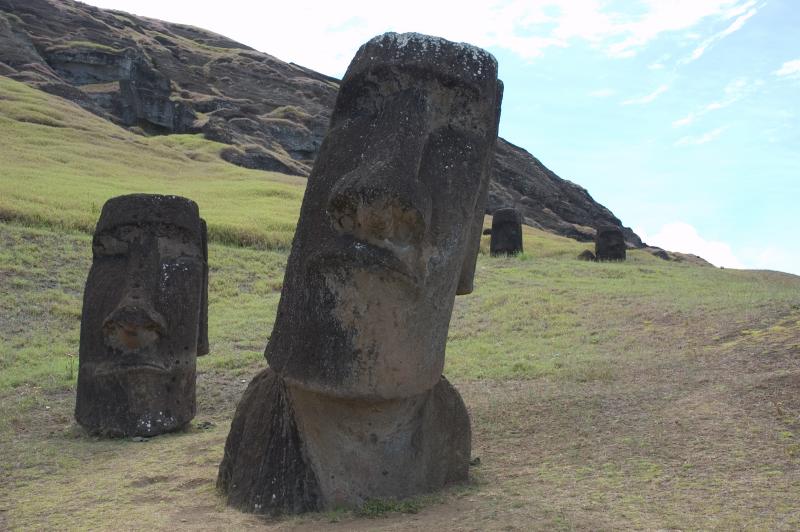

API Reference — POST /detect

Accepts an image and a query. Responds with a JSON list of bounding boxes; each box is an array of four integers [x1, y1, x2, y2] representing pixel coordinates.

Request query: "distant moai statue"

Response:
[[577, 249, 596, 261], [218, 32, 503, 515], [490, 207, 523, 256], [75, 194, 208, 437], [595, 225, 626, 261]]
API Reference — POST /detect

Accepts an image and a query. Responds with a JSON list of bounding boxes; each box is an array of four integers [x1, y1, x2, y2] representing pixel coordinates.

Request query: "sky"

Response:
[[84, 0, 799, 274]]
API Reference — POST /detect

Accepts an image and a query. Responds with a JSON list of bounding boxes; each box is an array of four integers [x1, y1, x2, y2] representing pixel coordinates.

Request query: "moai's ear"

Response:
[[197, 218, 210, 356], [456, 79, 504, 296], [456, 191, 488, 296]]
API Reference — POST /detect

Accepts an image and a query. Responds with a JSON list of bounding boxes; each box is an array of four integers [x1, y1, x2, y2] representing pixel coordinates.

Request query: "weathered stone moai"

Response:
[[490, 207, 523, 256], [577, 249, 596, 261], [218, 32, 503, 514], [595, 225, 626, 261], [75, 194, 208, 437]]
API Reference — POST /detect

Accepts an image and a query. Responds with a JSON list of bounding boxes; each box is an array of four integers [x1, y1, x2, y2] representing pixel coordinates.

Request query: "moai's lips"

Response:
[[93, 359, 170, 376], [309, 239, 421, 288]]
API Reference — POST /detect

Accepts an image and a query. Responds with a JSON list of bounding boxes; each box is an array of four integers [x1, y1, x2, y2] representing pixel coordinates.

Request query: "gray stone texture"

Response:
[[490, 207, 523, 256], [219, 31, 503, 514], [595, 224, 627, 261], [75, 194, 208, 437]]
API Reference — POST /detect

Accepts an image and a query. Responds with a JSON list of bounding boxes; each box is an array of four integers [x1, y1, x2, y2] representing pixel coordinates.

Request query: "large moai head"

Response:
[[75, 194, 208, 437], [490, 207, 523, 256], [267, 32, 503, 400], [595, 224, 626, 261]]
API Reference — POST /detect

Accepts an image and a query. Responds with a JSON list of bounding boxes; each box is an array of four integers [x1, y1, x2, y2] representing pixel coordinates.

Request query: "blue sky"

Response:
[[84, 0, 799, 274]]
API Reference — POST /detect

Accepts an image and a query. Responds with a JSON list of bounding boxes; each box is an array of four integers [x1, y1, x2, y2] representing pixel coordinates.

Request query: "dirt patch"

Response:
[[5, 319, 800, 530], [179, 477, 211, 490], [129, 475, 172, 488]]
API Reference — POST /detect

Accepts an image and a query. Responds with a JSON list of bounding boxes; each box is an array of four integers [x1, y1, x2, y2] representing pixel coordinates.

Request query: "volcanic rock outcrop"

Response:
[[489, 138, 641, 246], [75, 194, 209, 437], [0, 0, 335, 175], [0, 0, 641, 243], [218, 32, 502, 514]]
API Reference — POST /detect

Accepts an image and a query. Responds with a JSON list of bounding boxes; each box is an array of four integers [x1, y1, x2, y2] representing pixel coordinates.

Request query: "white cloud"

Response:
[[622, 84, 669, 105], [589, 88, 616, 98], [672, 113, 696, 127], [604, 0, 757, 58], [672, 77, 760, 127], [82, 0, 762, 76], [680, 4, 759, 64], [635, 222, 744, 268], [774, 59, 800, 78], [740, 246, 800, 276], [637, 223, 800, 275], [675, 126, 727, 146]]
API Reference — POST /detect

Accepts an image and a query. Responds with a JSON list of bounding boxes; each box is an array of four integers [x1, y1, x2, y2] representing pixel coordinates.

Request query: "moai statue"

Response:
[[218, 32, 503, 515], [595, 225, 626, 261], [75, 194, 209, 437], [490, 207, 523, 256]]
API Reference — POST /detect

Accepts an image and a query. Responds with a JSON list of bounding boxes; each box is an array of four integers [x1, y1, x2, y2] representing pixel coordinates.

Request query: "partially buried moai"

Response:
[[218, 32, 503, 514], [75, 194, 209, 437], [595, 224, 626, 261], [490, 207, 523, 256]]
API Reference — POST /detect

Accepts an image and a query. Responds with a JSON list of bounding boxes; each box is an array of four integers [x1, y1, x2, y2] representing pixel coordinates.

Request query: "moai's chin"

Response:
[[217, 369, 470, 513]]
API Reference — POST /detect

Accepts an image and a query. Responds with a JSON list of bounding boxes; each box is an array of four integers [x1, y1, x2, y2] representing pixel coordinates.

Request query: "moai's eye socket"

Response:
[[157, 236, 203, 262], [92, 235, 129, 257]]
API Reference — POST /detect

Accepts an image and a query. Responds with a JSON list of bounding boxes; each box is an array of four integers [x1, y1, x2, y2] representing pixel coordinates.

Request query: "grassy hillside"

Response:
[[0, 76, 304, 249], [2, 78, 800, 530]]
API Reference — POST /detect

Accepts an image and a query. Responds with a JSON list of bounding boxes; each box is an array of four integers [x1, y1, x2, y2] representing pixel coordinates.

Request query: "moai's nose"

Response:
[[327, 165, 432, 252], [102, 305, 166, 352]]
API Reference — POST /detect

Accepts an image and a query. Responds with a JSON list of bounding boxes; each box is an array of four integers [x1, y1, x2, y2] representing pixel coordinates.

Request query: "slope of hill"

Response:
[[490, 138, 641, 245], [0, 76, 304, 249], [2, 71, 800, 529], [0, 0, 643, 246], [2, 218, 799, 530]]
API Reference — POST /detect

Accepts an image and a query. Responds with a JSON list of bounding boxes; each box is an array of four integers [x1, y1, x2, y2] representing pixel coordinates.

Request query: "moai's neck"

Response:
[[287, 377, 470, 508]]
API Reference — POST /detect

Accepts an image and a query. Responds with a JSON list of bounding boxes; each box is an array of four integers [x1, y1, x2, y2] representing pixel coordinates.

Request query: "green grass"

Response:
[[2, 77, 800, 530], [452, 230, 798, 383], [45, 40, 125, 54], [0, 76, 304, 250], [5, 221, 795, 392]]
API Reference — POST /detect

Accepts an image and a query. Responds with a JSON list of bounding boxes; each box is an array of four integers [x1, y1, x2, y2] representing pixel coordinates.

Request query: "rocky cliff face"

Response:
[[0, 0, 336, 176], [490, 139, 642, 245], [0, 0, 642, 246]]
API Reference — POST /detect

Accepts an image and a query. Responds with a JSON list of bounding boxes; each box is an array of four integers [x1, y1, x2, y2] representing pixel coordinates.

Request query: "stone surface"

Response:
[[75, 194, 208, 437], [577, 249, 596, 261], [595, 225, 626, 261], [490, 207, 523, 256], [0, 0, 643, 243], [647, 247, 671, 261], [217, 369, 321, 515], [0, 0, 336, 174], [219, 32, 502, 514], [267, 32, 502, 399]]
